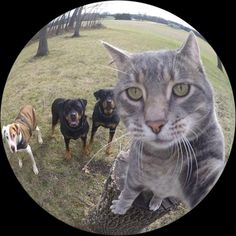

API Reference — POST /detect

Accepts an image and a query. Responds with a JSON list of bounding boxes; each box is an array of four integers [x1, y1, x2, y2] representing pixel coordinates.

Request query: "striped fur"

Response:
[[103, 32, 225, 215]]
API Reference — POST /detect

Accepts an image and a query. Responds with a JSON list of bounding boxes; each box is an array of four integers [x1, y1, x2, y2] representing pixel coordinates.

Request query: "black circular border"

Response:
[[0, 1, 235, 235]]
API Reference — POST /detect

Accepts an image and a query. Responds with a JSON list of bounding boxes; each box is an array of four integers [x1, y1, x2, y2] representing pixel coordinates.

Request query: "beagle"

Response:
[[2, 105, 43, 175]]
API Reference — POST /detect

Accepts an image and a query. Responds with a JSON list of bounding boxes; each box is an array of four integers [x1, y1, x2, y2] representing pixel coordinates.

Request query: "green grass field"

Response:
[[1, 20, 235, 232]]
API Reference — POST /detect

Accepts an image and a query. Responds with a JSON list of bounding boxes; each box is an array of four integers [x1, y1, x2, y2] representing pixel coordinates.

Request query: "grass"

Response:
[[1, 20, 235, 232]]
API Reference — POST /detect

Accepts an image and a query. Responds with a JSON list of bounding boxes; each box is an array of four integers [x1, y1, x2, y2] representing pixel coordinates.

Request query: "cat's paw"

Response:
[[149, 196, 162, 211], [110, 200, 129, 215]]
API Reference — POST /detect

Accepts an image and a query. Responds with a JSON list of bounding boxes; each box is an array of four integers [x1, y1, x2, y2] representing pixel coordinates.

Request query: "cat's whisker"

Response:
[[171, 139, 180, 178], [123, 137, 133, 151], [188, 128, 199, 140], [173, 137, 184, 179], [141, 140, 144, 170], [99, 64, 130, 75], [171, 137, 185, 183], [137, 140, 142, 176], [182, 136, 193, 186], [176, 135, 184, 179], [180, 136, 191, 187], [183, 136, 199, 184], [82, 132, 130, 170]]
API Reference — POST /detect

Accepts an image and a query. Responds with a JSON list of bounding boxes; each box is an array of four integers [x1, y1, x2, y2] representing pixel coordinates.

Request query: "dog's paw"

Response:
[[50, 134, 57, 141], [18, 160, 23, 168], [38, 138, 43, 144], [149, 196, 162, 211], [65, 150, 72, 160], [33, 165, 39, 175], [83, 146, 90, 156], [105, 147, 113, 156], [110, 200, 129, 215], [87, 144, 92, 153]]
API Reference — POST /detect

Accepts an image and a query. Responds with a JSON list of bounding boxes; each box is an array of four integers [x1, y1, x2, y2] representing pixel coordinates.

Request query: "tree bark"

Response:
[[35, 25, 48, 57], [86, 151, 180, 235], [72, 6, 83, 37]]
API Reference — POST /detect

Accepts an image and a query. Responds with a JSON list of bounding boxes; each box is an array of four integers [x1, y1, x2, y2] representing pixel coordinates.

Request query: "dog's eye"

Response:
[[126, 87, 143, 101]]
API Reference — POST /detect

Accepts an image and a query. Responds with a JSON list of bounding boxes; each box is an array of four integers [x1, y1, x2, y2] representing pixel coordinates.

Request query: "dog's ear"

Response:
[[94, 90, 103, 101], [80, 99, 87, 108], [15, 124, 20, 135], [10, 123, 20, 136]]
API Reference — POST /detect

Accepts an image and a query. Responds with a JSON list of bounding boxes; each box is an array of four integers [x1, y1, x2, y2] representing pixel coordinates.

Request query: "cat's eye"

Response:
[[126, 87, 143, 101], [173, 83, 190, 97]]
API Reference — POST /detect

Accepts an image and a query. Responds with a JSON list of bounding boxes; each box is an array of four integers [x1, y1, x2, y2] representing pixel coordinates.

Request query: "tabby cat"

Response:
[[102, 32, 225, 215]]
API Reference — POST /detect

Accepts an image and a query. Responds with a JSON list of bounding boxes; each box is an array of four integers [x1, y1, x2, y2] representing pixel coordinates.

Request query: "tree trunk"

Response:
[[65, 11, 72, 31], [56, 15, 63, 35], [35, 25, 48, 57], [217, 56, 224, 72], [72, 6, 83, 37], [86, 151, 180, 235], [68, 8, 79, 30]]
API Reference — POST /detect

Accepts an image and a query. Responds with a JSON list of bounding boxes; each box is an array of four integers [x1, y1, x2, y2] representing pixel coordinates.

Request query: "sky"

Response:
[[84, 1, 193, 29]]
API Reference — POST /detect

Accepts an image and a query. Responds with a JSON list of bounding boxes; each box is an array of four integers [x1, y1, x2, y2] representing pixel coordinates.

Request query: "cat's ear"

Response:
[[101, 41, 131, 68], [178, 31, 201, 65]]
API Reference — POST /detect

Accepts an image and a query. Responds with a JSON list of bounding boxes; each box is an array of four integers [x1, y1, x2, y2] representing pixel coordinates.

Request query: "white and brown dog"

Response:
[[2, 105, 43, 175]]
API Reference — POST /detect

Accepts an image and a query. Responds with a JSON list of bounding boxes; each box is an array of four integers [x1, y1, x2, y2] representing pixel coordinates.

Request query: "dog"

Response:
[[1, 105, 43, 175], [51, 98, 89, 160], [89, 88, 120, 155]]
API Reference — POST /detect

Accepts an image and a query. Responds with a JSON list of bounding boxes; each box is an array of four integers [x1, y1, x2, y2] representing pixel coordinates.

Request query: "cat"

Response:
[[102, 32, 225, 215]]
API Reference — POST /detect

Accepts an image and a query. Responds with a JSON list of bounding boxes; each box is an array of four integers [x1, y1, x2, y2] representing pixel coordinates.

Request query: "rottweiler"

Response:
[[51, 98, 89, 160], [89, 88, 120, 155]]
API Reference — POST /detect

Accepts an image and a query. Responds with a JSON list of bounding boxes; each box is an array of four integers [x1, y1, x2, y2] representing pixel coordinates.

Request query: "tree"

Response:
[[72, 6, 83, 37], [114, 13, 132, 20], [35, 25, 48, 57], [56, 14, 66, 35], [68, 8, 79, 30], [86, 151, 180, 234]]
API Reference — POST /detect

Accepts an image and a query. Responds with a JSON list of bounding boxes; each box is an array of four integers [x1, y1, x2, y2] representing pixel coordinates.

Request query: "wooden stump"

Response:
[[86, 151, 180, 235]]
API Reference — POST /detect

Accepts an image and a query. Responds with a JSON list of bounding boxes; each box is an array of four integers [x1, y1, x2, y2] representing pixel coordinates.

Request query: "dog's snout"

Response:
[[106, 98, 112, 104], [71, 113, 77, 120]]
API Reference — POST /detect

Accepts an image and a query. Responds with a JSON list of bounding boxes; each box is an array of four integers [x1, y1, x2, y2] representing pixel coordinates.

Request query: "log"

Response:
[[86, 151, 180, 235]]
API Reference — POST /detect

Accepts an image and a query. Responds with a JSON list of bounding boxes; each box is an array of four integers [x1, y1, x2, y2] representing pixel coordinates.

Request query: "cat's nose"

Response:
[[146, 120, 166, 134]]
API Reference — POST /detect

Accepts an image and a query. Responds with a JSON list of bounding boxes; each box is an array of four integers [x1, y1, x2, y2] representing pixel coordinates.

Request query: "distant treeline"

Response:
[[106, 13, 203, 39]]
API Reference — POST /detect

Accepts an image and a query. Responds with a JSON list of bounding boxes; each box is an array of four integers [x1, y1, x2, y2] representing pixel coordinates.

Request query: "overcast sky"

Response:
[[85, 1, 193, 29]]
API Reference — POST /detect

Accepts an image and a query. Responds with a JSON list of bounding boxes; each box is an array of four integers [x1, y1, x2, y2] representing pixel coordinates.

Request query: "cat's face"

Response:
[[103, 33, 214, 148]]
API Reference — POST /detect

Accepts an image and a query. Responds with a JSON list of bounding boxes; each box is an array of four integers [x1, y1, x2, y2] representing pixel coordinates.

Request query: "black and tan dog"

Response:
[[2, 105, 43, 175], [89, 88, 120, 155], [51, 98, 89, 160]]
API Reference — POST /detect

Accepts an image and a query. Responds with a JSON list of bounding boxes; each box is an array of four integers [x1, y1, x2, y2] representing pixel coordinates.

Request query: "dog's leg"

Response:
[[106, 128, 116, 155], [25, 145, 39, 175], [51, 113, 59, 138], [18, 156, 23, 168], [64, 138, 71, 160], [36, 126, 43, 144], [81, 135, 89, 156], [88, 124, 99, 151]]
